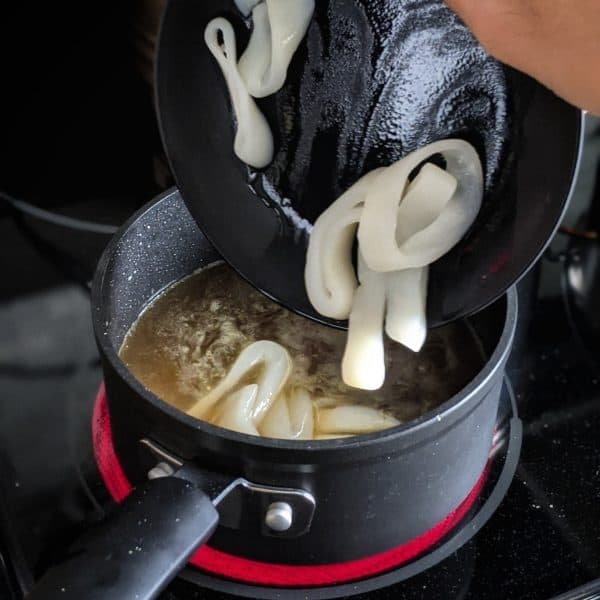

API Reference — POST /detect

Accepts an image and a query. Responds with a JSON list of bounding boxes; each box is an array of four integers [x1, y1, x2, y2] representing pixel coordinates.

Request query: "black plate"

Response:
[[156, 0, 582, 328]]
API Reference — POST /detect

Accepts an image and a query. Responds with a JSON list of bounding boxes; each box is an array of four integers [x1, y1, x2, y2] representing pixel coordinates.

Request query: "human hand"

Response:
[[444, 0, 600, 115]]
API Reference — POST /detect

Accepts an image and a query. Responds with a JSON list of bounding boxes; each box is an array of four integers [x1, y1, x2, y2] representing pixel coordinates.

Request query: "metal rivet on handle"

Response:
[[265, 502, 293, 532], [147, 462, 175, 480]]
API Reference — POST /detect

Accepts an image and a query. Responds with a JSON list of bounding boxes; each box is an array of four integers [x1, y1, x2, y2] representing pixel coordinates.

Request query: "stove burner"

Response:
[[92, 383, 519, 590], [185, 475, 486, 587]]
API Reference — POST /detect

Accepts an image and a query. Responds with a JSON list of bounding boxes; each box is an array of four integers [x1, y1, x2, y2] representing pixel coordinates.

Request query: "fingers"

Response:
[[443, 0, 600, 114], [443, 0, 541, 69]]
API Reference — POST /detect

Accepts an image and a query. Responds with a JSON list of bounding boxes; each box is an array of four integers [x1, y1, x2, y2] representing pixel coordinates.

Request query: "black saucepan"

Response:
[[156, 0, 581, 328], [29, 190, 517, 600]]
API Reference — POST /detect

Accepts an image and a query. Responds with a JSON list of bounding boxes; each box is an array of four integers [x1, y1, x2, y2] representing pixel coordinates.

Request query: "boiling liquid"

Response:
[[120, 263, 486, 423]]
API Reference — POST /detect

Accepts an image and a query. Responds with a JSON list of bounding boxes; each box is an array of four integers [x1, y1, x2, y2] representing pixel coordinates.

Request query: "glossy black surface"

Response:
[[156, 0, 582, 328]]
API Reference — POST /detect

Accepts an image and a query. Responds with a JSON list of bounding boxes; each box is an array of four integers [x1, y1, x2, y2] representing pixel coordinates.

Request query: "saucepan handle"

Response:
[[26, 476, 219, 600]]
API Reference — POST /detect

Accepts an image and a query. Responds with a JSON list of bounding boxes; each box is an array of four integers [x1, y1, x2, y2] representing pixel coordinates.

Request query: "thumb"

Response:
[[442, 0, 539, 67], [444, 0, 600, 114]]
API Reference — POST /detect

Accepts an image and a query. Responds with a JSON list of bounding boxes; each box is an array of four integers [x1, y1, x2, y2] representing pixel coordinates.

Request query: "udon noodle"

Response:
[[305, 139, 483, 390], [204, 18, 274, 168], [238, 0, 315, 98], [205, 0, 314, 167]]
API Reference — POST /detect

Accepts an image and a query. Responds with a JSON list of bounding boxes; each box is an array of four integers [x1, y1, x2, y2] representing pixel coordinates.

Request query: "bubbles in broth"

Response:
[[119, 263, 486, 433]]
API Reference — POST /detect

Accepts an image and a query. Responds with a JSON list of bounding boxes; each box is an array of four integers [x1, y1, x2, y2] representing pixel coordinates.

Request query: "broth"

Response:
[[119, 263, 487, 424]]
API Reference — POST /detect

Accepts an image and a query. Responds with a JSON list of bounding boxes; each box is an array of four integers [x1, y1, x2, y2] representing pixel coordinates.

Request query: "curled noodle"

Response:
[[187, 340, 399, 439], [205, 1, 315, 167], [358, 140, 483, 272], [306, 139, 483, 390], [188, 340, 291, 423], [204, 18, 274, 168]]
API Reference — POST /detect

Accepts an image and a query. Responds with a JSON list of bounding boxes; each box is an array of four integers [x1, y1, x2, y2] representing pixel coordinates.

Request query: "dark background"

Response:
[[0, 3, 161, 298]]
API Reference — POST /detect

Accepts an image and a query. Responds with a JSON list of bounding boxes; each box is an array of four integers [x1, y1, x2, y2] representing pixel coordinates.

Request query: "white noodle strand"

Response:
[[341, 254, 387, 391], [258, 392, 293, 438], [212, 385, 260, 436], [204, 18, 274, 168], [288, 387, 314, 439], [305, 169, 384, 319], [358, 139, 483, 272], [317, 405, 400, 435], [385, 267, 428, 353], [305, 139, 482, 389], [259, 386, 315, 439], [188, 340, 291, 423], [238, 0, 315, 98], [395, 163, 457, 245], [188, 340, 396, 439]]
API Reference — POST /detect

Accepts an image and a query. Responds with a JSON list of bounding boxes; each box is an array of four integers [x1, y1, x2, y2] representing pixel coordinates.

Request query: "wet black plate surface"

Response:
[[156, 0, 581, 327]]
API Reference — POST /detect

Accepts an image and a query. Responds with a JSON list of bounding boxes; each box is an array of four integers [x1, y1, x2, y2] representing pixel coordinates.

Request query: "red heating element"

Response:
[[92, 384, 487, 587]]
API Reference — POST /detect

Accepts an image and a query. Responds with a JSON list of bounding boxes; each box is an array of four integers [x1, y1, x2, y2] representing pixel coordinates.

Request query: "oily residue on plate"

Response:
[[253, 0, 510, 227]]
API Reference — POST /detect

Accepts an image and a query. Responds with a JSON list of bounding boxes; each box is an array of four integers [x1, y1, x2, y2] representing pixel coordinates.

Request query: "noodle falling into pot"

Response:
[[306, 139, 483, 390]]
